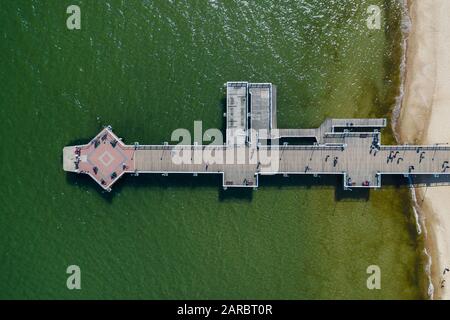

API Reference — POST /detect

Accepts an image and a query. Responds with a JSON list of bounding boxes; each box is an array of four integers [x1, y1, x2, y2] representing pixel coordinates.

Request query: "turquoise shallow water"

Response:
[[0, 0, 426, 299]]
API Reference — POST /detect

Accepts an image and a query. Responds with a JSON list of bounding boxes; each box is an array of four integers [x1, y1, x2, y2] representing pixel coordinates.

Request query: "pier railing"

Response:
[[324, 132, 378, 138], [134, 144, 345, 151], [260, 145, 344, 151], [380, 145, 450, 151]]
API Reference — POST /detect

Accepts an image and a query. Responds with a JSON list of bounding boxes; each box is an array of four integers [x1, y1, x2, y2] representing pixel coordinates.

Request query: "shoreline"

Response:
[[397, 0, 450, 300]]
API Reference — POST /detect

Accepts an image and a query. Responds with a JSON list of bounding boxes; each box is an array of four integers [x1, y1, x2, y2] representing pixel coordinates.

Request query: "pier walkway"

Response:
[[63, 82, 450, 191]]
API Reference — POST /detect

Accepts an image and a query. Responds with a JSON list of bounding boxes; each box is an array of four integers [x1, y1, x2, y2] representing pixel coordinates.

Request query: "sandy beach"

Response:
[[397, 0, 450, 299]]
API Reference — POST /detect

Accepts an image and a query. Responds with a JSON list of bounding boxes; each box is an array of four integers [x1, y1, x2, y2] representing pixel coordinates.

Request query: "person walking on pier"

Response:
[[419, 151, 426, 163]]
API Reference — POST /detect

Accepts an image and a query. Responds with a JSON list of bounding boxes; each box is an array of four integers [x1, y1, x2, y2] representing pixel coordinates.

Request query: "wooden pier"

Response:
[[63, 82, 450, 191]]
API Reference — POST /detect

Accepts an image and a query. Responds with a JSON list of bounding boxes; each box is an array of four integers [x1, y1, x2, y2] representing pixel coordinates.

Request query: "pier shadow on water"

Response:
[[66, 137, 94, 146], [65, 171, 254, 203], [260, 175, 371, 202], [65, 172, 362, 203], [65, 169, 450, 204]]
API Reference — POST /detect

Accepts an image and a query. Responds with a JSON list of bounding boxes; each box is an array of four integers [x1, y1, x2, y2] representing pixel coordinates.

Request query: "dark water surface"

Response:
[[0, 0, 425, 299]]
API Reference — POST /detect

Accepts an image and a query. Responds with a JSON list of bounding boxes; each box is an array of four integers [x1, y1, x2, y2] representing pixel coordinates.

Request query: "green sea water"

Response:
[[0, 0, 426, 299]]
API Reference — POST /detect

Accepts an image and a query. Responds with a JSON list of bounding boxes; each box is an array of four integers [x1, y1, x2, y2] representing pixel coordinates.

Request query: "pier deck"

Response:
[[63, 82, 450, 191]]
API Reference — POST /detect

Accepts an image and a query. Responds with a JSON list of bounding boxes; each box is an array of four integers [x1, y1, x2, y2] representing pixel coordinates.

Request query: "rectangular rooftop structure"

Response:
[[226, 82, 276, 146], [226, 82, 248, 146], [249, 83, 274, 144]]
